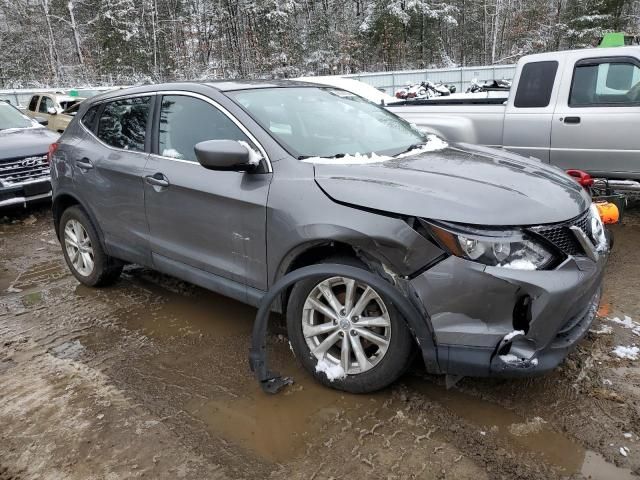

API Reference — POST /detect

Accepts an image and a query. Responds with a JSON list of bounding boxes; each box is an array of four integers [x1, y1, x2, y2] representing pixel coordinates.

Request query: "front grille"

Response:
[[530, 210, 592, 257], [0, 155, 50, 186]]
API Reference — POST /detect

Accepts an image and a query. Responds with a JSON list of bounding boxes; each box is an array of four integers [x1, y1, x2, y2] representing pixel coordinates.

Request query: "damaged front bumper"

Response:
[[411, 252, 606, 378]]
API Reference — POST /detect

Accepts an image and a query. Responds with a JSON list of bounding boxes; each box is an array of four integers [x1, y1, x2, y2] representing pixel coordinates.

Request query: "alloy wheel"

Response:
[[64, 219, 95, 276], [302, 276, 392, 375]]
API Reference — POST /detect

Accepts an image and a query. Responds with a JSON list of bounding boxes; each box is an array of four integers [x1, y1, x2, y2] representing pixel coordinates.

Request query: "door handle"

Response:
[[75, 157, 93, 170], [563, 116, 581, 124], [145, 174, 170, 188]]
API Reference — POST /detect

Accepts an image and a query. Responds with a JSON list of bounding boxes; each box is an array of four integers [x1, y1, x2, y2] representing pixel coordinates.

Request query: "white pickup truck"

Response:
[[384, 47, 640, 190]]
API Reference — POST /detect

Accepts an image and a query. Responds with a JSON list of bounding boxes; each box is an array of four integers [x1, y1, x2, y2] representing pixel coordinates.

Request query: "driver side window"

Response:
[[570, 60, 640, 106], [39, 96, 54, 113], [158, 95, 252, 162]]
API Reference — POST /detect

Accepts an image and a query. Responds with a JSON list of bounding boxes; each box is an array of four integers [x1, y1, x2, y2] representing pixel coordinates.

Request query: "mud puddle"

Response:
[[408, 377, 635, 479]]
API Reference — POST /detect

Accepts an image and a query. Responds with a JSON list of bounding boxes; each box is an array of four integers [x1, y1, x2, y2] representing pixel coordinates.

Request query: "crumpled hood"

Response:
[[0, 128, 59, 160], [314, 143, 591, 226]]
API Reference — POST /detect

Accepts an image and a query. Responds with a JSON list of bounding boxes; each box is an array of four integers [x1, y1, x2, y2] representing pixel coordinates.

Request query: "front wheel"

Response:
[[286, 261, 413, 393]]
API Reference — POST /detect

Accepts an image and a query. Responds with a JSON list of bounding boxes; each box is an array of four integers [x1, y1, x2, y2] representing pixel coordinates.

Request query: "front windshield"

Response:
[[0, 102, 35, 130], [229, 87, 426, 159]]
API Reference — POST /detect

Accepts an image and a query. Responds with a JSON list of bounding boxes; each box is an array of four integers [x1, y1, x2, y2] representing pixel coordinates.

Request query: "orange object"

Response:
[[596, 202, 619, 224]]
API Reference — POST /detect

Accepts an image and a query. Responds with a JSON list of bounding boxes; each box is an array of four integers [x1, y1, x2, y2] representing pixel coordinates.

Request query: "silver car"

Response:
[[50, 81, 608, 392]]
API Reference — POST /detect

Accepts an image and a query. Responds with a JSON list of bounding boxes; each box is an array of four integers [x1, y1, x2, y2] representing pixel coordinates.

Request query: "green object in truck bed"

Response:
[[599, 32, 639, 47]]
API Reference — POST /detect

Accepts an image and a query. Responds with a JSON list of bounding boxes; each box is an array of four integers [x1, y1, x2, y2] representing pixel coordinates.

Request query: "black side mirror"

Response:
[[194, 140, 258, 172], [34, 116, 48, 126]]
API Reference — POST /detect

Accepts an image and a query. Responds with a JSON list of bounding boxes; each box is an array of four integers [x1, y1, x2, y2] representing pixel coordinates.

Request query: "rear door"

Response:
[[72, 95, 153, 265], [143, 92, 272, 290], [551, 56, 640, 177], [502, 60, 561, 162]]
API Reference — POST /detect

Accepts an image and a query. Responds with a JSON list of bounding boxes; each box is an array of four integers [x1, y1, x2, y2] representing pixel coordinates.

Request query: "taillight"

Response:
[[47, 142, 59, 164]]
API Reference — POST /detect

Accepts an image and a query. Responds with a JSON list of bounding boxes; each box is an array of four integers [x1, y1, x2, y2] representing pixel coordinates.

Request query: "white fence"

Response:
[[344, 64, 517, 94]]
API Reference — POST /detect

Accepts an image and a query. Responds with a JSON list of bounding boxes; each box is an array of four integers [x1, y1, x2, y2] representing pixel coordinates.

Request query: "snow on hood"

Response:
[[301, 134, 448, 165]]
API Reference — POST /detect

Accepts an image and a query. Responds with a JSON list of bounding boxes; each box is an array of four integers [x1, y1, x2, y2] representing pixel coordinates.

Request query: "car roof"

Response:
[[86, 79, 321, 104]]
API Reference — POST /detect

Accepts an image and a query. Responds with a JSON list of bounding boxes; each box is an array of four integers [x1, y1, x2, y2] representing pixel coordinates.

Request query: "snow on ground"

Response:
[[611, 345, 639, 360], [608, 315, 640, 337]]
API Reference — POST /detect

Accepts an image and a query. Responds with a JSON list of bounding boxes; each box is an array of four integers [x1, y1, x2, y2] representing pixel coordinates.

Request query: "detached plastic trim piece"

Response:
[[249, 263, 438, 394]]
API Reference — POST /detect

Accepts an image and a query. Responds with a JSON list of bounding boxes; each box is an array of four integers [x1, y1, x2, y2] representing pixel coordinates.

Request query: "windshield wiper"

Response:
[[298, 153, 347, 160], [403, 142, 428, 153]]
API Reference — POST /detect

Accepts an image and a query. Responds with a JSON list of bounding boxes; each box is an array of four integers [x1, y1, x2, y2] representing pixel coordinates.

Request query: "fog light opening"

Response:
[[513, 295, 532, 334], [497, 341, 512, 356]]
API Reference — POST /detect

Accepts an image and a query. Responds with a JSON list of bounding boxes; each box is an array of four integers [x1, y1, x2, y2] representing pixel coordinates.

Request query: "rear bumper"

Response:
[[0, 179, 52, 208], [411, 251, 606, 378]]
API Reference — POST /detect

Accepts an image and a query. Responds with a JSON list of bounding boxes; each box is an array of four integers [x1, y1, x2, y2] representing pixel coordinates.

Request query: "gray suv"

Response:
[[50, 81, 608, 393]]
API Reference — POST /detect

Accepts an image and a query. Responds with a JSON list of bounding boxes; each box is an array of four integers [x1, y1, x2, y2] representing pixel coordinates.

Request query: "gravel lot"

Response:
[[1, 204, 639, 480]]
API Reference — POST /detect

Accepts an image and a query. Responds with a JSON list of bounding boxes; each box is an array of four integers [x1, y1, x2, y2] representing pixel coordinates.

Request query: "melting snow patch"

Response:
[[590, 324, 613, 335], [620, 446, 630, 457], [503, 330, 525, 342], [611, 345, 639, 360], [499, 354, 521, 364], [500, 259, 537, 270], [238, 141, 263, 166], [608, 315, 640, 337], [315, 358, 346, 381], [301, 134, 447, 165], [623, 432, 633, 439]]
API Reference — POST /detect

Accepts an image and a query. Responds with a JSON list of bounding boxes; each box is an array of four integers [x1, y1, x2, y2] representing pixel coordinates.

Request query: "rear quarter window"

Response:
[[81, 105, 100, 131], [514, 61, 558, 108], [96, 97, 151, 152]]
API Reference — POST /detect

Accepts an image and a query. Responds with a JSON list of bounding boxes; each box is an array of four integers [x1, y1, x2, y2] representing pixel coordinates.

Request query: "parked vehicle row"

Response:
[[49, 81, 608, 393], [0, 102, 58, 208]]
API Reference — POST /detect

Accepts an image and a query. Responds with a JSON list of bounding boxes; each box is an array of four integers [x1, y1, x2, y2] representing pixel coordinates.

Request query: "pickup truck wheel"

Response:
[[286, 257, 413, 393], [60, 206, 123, 287]]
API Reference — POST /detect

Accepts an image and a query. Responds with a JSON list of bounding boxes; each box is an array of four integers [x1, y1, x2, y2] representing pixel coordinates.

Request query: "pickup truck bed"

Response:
[[388, 46, 640, 182]]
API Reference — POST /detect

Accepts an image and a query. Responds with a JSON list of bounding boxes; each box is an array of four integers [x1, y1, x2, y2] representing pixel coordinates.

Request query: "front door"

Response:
[[551, 57, 640, 177], [144, 93, 271, 290]]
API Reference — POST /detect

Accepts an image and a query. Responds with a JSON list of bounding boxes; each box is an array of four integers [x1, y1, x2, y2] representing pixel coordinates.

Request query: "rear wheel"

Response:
[[60, 206, 123, 287], [286, 257, 413, 393]]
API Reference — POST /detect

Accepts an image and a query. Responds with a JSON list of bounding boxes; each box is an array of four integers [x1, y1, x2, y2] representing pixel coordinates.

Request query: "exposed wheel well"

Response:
[[278, 241, 361, 314]]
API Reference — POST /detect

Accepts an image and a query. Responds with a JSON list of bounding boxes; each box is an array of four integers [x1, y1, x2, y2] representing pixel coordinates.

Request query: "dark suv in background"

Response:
[[50, 81, 607, 393], [0, 101, 58, 208]]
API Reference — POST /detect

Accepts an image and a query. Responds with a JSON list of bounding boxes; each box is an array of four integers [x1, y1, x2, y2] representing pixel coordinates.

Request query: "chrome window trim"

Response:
[[79, 94, 156, 156], [154, 91, 272, 173], [80, 90, 272, 173]]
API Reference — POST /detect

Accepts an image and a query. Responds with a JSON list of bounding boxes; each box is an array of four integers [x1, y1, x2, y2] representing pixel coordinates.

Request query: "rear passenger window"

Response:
[[514, 61, 558, 108], [158, 95, 252, 161], [97, 97, 151, 152], [28, 96, 39, 111], [81, 105, 100, 131], [569, 60, 640, 106]]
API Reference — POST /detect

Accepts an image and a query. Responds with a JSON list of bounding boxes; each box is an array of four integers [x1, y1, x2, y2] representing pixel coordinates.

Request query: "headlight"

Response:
[[427, 222, 555, 270], [589, 203, 608, 252]]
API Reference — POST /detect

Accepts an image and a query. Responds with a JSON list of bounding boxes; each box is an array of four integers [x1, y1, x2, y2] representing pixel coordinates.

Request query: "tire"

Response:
[[286, 256, 413, 393], [60, 206, 123, 287]]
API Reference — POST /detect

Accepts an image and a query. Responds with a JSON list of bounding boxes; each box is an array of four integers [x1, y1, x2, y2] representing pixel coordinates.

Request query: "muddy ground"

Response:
[[1, 204, 639, 480]]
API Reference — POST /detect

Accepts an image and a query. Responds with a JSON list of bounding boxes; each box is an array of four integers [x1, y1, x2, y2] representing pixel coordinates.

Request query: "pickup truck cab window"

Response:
[[569, 58, 640, 107], [28, 95, 39, 112], [513, 61, 558, 108], [158, 95, 251, 162], [39, 96, 53, 113], [96, 96, 151, 152]]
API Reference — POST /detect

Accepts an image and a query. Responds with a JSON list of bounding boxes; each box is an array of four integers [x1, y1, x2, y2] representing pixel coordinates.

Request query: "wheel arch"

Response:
[[53, 192, 106, 251]]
